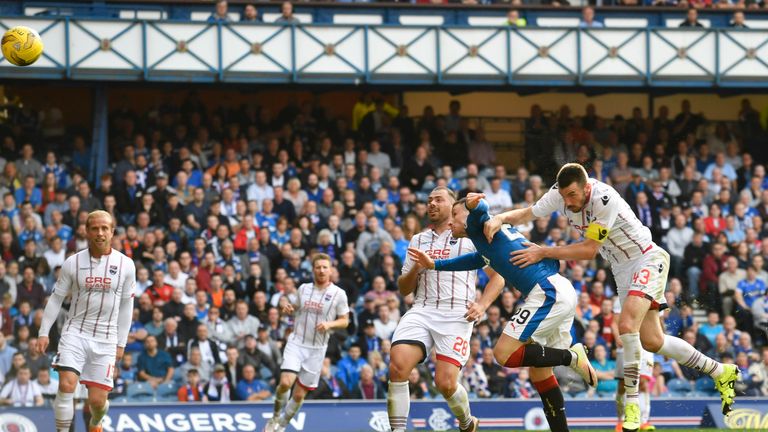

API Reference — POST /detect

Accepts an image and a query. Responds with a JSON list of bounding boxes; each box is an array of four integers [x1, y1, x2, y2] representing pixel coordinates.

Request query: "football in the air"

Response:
[[2, 26, 44, 66]]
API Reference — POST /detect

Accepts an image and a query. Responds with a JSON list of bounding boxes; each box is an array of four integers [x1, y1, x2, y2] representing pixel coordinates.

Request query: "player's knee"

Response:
[[434, 378, 456, 398], [388, 359, 410, 381], [618, 318, 640, 335], [57, 378, 77, 394], [279, 374, 295, 390], [640, 335, 663, 353], [89, 397, 107, 412]]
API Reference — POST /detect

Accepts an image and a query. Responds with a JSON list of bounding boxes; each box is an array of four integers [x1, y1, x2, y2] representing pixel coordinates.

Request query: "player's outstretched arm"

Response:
[[484, 207, 536, 243], [510, 238, 601, 268]]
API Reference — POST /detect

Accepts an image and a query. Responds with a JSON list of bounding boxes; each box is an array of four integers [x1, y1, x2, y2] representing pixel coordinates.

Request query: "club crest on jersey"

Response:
[[109, 265, 118, 275], [85, 276, 112, 291], [449, 239, 457, 245], [324, 294, 332, 301]]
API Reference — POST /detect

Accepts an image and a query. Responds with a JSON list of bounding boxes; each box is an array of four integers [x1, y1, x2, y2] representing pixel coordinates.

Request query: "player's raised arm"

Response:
[[37, 257, 74, 354]]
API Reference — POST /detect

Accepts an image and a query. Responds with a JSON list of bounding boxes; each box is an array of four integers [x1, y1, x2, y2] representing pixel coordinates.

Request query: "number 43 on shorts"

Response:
[[632, 269, 650, 285]]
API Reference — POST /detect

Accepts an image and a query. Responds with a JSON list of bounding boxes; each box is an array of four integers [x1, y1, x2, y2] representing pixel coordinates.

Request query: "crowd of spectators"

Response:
[[0, 85, 766, 407], [205, 0, 760, 27]]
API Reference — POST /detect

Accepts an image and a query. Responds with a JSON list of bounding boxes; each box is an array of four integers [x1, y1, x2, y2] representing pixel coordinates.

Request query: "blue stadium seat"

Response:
[[667, 378, 692, 396], [126, 382, 155, 403], [695, 377, 717, 396], [155, 382, 180, 402]]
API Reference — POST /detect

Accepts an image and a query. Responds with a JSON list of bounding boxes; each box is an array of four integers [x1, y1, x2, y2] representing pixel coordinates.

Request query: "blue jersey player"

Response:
[[407, 193, 597, 432]]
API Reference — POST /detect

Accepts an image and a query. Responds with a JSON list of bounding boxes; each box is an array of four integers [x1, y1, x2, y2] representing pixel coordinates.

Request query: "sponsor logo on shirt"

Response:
[[425, 248, 451, 259], [85, 276, 112, 291]]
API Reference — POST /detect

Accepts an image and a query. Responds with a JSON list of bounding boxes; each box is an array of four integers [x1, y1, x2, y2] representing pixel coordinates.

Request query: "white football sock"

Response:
[[657, 335, 723, 378], [54, 391, 74, 432], [279, 397, 304, 426], [620, 333, 641, 405], [273, 387, 289, 418], [90, 399, 109, 426], [615, 391, 625, 420], [639, 390, 650, 424], [446, 385, 472, 430], [387, 380, 410, 432]]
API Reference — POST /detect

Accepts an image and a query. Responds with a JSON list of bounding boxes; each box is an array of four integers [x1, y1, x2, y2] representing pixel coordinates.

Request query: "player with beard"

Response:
[[387, 187, 505, 432], [485, 163, 739, 432]]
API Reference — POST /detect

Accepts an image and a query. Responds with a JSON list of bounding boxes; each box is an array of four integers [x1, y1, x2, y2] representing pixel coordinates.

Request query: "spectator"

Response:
[[275, 2, 299, 24], [589, 345, 616, 397], [236, 364, 271, 401], [208, 1, 232, 24], [204, 364, 232, 402], [350, 364, 385, 400], [507, 9, 527, 27], [337, 344, 367, 390], [228, 300, 260, 348], [730, 11, 748, 29], [0, 366, 42, 406], [177, 369, 207, 402], [509, 368, 536, 399], [137, 335, 175, 389], [242, 4, 260, 23], [579, 7, 604, 28], [680, 8, 704, 28], [720, 256, 747, 317], [179, 348, 212, 387]]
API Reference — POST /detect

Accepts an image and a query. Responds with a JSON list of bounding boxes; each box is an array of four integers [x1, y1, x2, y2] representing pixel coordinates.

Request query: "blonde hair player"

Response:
[[38, 210, 137, 432], [485, 163, 739, 432]]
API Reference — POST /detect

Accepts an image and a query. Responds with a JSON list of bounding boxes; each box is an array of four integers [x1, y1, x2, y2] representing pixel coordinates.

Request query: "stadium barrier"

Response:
[[2, 398, 767, 431]]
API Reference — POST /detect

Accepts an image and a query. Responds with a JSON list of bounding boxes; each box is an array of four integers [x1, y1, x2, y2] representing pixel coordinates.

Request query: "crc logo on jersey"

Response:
[[304, 300, 325, 313], [425, 248, 451, 259], [85, 276, 112, 290]]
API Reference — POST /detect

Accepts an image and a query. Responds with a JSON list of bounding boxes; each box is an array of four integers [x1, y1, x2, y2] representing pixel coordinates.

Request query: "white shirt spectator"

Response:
[[43, 248, 66, 271], [245, 183, 274, 207], [164, 273, 189, 292], [666, 225, 693, 258], [483, 187, 513, 215], [0, 377, 42, 407]]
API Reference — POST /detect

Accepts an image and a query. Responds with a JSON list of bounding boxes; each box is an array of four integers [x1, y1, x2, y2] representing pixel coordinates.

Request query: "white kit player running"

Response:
[[264, 253, 349, 432], [612, 298, 656, 432], [387, 187, 505, 432], [38, 210, 136, 432], [485, 163, 739, 432]]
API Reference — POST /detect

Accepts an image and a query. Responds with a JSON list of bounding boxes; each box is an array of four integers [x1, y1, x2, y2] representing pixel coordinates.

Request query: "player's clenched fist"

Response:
[[464, 192, 485, 210], [407, 247, 435, 270], [315, 322, 332, 332], [38, 336, 49, 354]]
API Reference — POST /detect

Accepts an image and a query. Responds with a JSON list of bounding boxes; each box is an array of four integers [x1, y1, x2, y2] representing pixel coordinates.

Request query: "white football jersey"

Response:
[[289, 282, 349, 349], [402, 229, 477, 312], [57, 249, 136, 344], [532, 178, 654, 265]]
